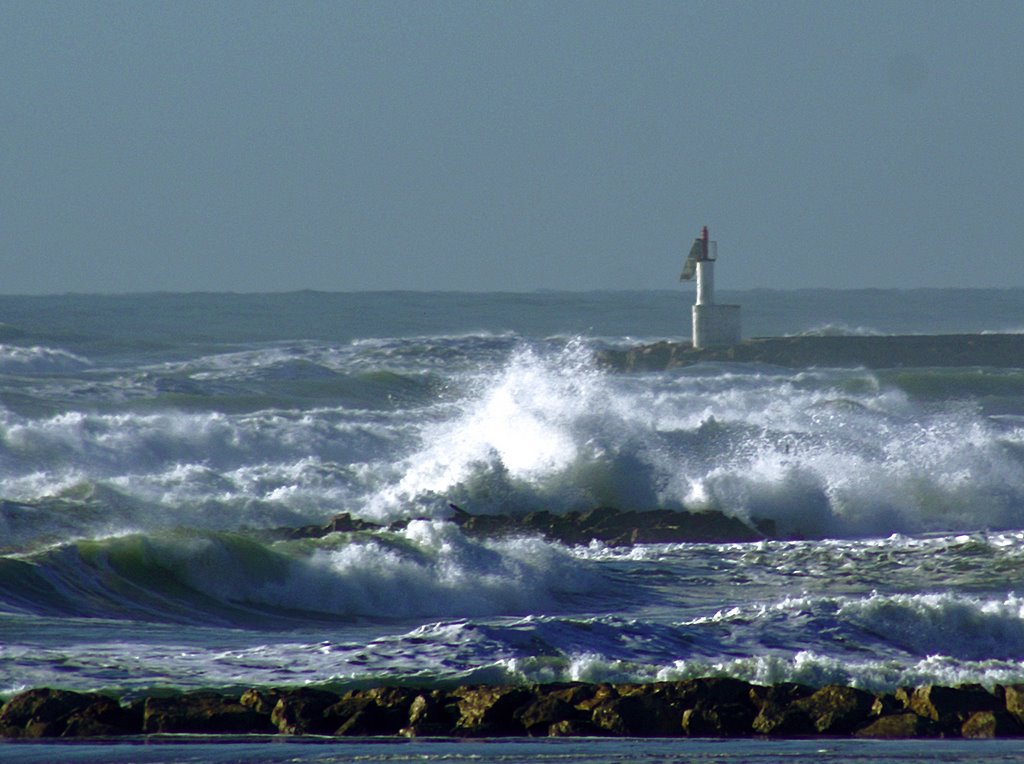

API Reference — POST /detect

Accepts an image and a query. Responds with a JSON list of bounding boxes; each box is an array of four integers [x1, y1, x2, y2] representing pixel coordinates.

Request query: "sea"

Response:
[[4, 288, 1024, 763]]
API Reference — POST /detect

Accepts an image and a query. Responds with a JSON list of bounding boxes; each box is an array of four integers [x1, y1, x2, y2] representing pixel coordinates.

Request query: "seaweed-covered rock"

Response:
[[870, 693, 902, 717], [749, 682, 816, 736], [961, 710, 1023, 738], [796, 684, 874, 734], [451, 685, 535, 736], [271, 688, 342, 735], [1003, 684, 1024, 725], [401, 690, 458, 737], [514, 695, 586, 736], [855, 712, 944, 739], [0, 688, 136, 738], [907, 684, 999, 731], [590, 688, 682, 737], [240, 687, 284, 715], [7, 679, 1020, 739], [674, 677, 757, 707], [143, 692, 272, 734], [682, 702, 755, 737], [569, 683, 617, 711], [328, 687, 418, 736], [548, 717, 612, 737]]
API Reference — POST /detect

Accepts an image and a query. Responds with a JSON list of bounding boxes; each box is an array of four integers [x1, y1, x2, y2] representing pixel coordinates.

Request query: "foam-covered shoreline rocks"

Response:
[[4, 680, 1024, 739], [281, 506, 776, 546]]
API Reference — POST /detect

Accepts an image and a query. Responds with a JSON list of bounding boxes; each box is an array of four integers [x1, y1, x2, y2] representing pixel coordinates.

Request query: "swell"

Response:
[[0, 521, 604, 627]]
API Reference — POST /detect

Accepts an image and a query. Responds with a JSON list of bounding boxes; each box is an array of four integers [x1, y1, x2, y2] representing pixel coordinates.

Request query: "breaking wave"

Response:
[[357, 341, 1024, 538], [0, 521, 603, 626], [3, 337, 1024, 543], [0, 345, 92, 374]]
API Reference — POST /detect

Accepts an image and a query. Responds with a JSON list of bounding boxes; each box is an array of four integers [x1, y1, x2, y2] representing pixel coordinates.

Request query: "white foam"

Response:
[[0, 345, 92, 374], [4, 337, 1024, 541], [177, 520, 602, 619], [358, 341, 1024, 537], [840, 591, 1024, 661], [791, 324, 885, 337]]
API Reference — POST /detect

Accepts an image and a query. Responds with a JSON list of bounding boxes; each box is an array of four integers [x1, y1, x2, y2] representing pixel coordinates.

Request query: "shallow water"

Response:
[[5, 737, 1024, 764]]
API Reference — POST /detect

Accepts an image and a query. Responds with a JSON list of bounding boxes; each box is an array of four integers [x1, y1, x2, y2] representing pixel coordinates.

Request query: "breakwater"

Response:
[[278, 505, 775, 545], [597, 334, 1024, 371], [3, 679, 1024, 739]]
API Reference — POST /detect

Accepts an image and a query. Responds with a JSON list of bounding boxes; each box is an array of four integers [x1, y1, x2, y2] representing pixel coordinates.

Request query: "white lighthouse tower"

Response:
[[680, 226, 741, 348]]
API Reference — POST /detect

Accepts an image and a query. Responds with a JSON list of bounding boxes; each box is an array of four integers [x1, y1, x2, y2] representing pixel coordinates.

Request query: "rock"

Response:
[[548, 718, 611, 737], [855, 712, 944, 739], [659, 678, 759, 737], [271, 688, 342, 735], [674, 677, 757, 705], [514, 696, 585, 736], [449, 507, 519, 538], [543, 682, 607, 709], [590, 688, 682, 737], [63, 695, 142, 737], [870, 693, 901, 717], [7, 679, 1019, 740], [240, 687, 284, 715], [451, 685, 535, 736], [143, 692, 272, 734], [794, 684, 874, 734], [907, 684, 999, 730], [278, 503, 772, 546], [328, 687, 418, 736], [961, 710, 1023, 738], [750, 683, 817, 736], [0, 688, 136, 738], [454, 504, 766, 545], [325, 512, 381, 533], [893, 686, 914, 709], [682, 702, 755, 737], [568, 683, 617, 711], [285, 512, 382, 540], [1003, 684, 1024, 724], [401, 690, 457, 737]]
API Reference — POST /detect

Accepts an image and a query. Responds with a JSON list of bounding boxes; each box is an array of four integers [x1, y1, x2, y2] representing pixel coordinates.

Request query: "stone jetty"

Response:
[[597, 333, 1024, 371], [4, 679, 1024, 739]]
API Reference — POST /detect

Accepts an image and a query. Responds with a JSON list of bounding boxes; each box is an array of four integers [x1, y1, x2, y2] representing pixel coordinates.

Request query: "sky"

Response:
[[1, 0, 1022, 293]]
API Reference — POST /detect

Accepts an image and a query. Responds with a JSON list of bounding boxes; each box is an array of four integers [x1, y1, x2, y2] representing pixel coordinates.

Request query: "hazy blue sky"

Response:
[[2, 1, 1022, 293]]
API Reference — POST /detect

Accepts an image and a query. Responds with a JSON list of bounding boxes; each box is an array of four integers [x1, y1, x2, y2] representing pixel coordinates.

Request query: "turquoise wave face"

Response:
[[0, 522, 606, 627]]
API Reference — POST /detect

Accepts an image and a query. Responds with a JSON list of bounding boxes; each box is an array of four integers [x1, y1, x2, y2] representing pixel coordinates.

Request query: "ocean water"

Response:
[[4, 289, 1024, 761], [5, 737, 1024, 764]]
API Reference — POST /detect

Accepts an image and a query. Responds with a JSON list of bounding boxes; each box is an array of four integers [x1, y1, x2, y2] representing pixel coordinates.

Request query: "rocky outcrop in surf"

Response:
[[279, 505, 775, 546], [4, 680, 1024, 739]]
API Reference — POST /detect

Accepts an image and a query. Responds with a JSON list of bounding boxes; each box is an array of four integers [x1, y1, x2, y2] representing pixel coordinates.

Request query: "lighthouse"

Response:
[[680, 226, 741, 348]]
